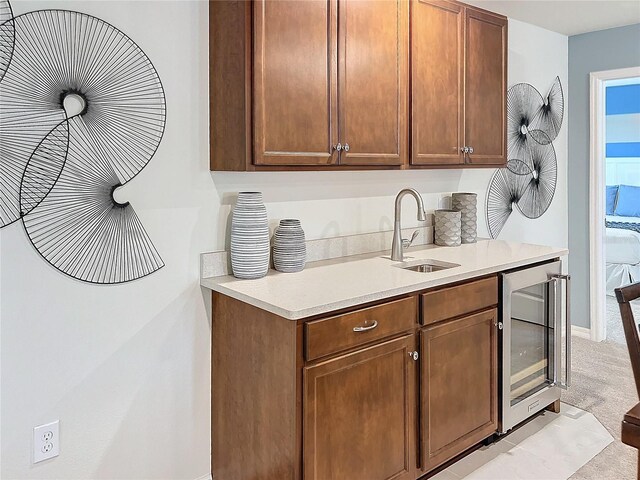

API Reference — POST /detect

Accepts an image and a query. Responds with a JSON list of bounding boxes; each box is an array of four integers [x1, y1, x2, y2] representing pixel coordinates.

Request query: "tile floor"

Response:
[[431, 403, 613, 480]]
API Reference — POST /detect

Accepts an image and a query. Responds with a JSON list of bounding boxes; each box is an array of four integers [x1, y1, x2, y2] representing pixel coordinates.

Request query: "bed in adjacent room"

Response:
[[605, 185, 640, 295]]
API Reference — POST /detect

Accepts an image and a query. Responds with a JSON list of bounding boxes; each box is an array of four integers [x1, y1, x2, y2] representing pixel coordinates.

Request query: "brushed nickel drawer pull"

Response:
[[353, 320, 378, 332]]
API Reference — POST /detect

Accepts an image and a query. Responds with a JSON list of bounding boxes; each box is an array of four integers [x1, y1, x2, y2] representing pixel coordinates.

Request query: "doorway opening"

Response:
[[589, 66, 640, 342]]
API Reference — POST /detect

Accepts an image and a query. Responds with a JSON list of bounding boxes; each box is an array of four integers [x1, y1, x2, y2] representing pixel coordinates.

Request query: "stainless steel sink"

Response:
[[398, 259, 460, 273]]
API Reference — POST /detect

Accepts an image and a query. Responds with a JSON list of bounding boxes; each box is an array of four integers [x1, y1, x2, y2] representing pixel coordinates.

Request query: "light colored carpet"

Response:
[[606, 295, 640, 345], [563, 335, 637, 479]]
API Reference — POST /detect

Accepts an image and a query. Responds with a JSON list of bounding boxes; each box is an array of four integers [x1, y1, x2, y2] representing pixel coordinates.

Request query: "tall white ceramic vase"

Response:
[[230, 192, 270, 279]]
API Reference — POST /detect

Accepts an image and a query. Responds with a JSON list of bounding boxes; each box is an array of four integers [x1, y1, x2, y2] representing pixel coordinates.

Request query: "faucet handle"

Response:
[[402, 230, 420, 249]]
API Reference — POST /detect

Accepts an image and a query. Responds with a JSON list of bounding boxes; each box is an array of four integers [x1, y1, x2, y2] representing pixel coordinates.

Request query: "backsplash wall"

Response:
[[0, 3, 567, 480]]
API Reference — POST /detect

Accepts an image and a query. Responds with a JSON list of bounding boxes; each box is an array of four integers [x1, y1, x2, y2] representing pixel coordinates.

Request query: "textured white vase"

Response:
[[434, 209, 461, 247], [230, 192, 270, 279], [273, 219, 306, 273], [452, 192, 478, 244]]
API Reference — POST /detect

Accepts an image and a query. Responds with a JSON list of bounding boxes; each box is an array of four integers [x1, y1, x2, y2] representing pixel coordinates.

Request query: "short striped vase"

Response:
[[273, 219, 306, 273], [230, 192, 270, 279]]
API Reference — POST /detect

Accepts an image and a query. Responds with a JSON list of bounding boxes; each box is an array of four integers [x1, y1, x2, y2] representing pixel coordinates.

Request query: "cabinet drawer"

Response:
[[305, 297, 417, 361], [421, 276, 497, 325]]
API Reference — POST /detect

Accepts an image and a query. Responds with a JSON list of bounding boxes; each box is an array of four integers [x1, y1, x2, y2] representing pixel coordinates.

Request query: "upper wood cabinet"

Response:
[[209, 0, 506, 171], [464, 8, 508, 165], [253, 0, 408, 167], [411, 0, 464, 166], [253, 0, 338, 166], [338, 0, 408, 166], [411, 0, 507, 167]]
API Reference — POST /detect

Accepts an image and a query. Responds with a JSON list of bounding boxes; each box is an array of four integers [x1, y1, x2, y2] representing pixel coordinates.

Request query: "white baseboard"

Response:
[[571, 325, 592, 340], [195, 474, 212, 480]]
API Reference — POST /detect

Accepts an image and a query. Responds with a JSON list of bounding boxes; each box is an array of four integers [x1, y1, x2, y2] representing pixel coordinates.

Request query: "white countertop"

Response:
[[201, 239, 568, 320]]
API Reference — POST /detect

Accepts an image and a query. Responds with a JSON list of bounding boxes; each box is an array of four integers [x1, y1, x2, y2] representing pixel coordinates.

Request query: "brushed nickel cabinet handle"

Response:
[[343, 143, 350, 152], [461, 146, 469, 154], [334, 143, 343, 152], [353, 320, 378, 332], [408, 351, 419, 361], [550, 273, 571, 389], [468, 146, 474, 154]]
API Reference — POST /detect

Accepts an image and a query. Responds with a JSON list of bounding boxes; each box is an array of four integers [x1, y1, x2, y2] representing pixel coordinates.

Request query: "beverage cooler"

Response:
[[499, 260, 571, 434]]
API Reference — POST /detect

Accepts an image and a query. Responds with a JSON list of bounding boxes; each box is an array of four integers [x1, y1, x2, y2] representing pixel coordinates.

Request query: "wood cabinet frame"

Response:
[[209, 1, 252, 171]]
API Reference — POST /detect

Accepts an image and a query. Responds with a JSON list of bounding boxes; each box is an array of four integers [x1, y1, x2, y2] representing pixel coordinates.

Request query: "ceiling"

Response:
[[464, 1, 640, 36]]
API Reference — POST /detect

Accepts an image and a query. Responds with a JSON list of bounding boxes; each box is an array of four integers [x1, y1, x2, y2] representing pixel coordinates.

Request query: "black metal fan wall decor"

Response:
[[0, 1, 166, 283], [486, 77, 564, 238]]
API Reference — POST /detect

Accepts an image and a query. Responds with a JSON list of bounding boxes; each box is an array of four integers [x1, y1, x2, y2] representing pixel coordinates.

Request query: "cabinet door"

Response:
[[338, 0, 408, 166], [304, 335, 417, 480], [411, 0, 464, 166], [253, 0, 338, 166], [421, 309, 498, 472], [464, 8, 507, 166]]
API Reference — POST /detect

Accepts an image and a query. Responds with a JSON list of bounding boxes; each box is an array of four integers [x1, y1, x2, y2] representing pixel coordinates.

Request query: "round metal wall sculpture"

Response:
[[486, 160, 531, 238], [506, 82, 544, 166], [0, 0, 14, 82], [531, 77, 564, 145], [486, 77, 564, 239], [0, 2, 166, 284]]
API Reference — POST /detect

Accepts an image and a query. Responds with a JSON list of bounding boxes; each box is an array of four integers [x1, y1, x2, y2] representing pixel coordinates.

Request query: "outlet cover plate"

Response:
[[33, 420, 59, 463]]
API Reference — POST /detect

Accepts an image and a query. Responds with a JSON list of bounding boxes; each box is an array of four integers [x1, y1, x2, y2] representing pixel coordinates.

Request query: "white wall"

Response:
[[1, 2, 213, 479], [0, 4, 568, 480]]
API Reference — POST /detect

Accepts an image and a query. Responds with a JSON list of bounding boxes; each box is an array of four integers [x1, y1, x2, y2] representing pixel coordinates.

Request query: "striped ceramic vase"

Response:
[[230, 192, 270, 279], [273, 219, 306, 273]]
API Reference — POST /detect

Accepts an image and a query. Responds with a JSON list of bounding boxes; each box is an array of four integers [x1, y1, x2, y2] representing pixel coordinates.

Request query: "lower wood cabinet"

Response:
[[211, 278, 499, 480], [420, 308, 498, 471], [303, 334, 417, 480]]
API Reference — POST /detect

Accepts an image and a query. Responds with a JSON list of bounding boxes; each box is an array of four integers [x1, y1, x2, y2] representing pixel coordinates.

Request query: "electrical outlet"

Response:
[[33, 421, 59, 463]]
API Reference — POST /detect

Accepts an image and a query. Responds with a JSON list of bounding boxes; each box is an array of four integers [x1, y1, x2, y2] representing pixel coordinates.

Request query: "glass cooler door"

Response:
[[509, 282, 555, 407]]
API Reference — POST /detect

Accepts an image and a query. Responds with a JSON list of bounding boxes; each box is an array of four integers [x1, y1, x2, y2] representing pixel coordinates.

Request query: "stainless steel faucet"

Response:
[[391, 188, 427, 262]]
